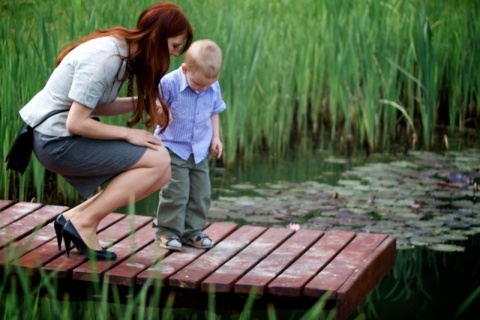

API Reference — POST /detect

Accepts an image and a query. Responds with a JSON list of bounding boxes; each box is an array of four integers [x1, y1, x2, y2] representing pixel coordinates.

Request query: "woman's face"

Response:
[[167, 34, 186, 56]]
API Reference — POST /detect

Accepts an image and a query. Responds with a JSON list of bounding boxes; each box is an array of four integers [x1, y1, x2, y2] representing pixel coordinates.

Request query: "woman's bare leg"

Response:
[[62, 191, 103, 221], [68, 146, 171, 250]]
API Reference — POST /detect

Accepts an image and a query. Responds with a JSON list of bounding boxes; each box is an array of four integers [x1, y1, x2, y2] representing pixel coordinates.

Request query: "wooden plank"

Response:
[[0, 204, 68, 249], [303, 233, 388, 299], [0, 200, 14, 211], [0, 197, 397, 316], [169, 225, 266, 290], [20, 213, 125, 276], [335, 236, 396, 320], [268, 230, 356, 297], [105, 227, 169, 286], [201, 227, 294, 293], [136, 221, 238, 286], [14, 236, 64, 275], [0, 202, 43, 229], [235, 229, 323, 295], [0, 223, 56, 266], [72, 215, 153, 282]]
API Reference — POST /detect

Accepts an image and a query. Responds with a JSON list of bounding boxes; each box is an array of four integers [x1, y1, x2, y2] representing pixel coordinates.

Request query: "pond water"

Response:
[[124, 146, 480, 319]]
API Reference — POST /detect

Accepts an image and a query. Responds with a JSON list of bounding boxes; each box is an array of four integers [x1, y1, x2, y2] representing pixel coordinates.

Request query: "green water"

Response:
[[121, 145, 480, 320]]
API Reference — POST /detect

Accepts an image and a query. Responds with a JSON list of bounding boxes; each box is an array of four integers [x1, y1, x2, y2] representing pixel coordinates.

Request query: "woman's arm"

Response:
[[92, 97, 138, 116], [66, 101, 162, 149]]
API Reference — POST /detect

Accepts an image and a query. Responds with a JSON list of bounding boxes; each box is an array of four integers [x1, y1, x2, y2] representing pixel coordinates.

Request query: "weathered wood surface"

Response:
[[0, 200, 396, 320]]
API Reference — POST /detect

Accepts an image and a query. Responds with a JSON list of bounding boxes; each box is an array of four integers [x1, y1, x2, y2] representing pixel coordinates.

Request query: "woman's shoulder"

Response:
[[68, 36, 128, 62]]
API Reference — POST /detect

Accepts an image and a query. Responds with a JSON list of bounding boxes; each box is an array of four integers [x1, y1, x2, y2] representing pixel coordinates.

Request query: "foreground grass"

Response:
[[0, 264, 335, 320]]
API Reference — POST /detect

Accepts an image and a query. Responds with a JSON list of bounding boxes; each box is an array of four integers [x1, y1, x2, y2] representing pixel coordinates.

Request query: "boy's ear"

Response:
[[181, 63, 187, 74]]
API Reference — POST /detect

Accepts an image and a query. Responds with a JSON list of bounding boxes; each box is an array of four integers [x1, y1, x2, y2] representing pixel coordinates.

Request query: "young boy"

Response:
[[153, 39, 226, 250]]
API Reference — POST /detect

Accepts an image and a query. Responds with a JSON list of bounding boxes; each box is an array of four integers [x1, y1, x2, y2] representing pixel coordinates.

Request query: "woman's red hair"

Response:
[[55, 2, 193, 131]]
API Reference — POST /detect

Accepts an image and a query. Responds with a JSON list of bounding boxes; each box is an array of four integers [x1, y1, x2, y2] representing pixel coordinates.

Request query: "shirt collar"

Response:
[[178, 66, 219, 93], [179, 68, 190, 93]]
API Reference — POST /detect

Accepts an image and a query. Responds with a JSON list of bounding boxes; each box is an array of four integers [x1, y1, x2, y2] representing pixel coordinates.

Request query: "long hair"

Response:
[[55, 2, 193, 131]]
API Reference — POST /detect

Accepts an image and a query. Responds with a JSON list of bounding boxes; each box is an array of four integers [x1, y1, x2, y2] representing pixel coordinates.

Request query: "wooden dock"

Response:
[[0, 200, 396, 319]]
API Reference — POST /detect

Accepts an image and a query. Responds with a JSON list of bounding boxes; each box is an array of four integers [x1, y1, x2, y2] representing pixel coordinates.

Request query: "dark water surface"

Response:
[[127, 147, 480, 319]]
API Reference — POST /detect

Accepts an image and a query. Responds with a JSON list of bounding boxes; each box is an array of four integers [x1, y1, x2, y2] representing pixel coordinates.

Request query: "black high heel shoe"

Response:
[[62, 221, 117, 261], [55, 214, 104, 251], [54, 214, 67, 250]]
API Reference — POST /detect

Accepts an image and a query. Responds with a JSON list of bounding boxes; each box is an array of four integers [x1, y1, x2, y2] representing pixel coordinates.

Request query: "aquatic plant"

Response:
[[1, 0, 479, 217]]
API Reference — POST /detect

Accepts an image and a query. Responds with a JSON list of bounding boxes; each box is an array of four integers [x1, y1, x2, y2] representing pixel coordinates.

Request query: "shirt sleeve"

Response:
[[159, 76, 174, 106], [212, 82, 227, 115], [68, 46, 122, 109]]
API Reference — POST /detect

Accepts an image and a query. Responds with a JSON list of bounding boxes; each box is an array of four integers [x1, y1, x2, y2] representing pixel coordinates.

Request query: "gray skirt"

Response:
[[33, 131, 147, 198]]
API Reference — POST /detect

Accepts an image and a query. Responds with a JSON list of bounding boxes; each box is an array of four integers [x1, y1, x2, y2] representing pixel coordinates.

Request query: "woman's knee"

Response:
[[154, 147, 171, 170], [138, 146, 171, 170], [149, 147, 172, 184]]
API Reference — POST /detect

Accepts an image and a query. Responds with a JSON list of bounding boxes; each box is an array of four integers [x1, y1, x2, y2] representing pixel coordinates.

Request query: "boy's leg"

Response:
[[182, 156, 211, 243], [154, 151, 190, 242]]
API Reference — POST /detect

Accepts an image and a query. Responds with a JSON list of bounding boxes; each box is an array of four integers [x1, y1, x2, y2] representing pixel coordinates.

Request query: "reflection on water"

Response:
[[352, 233, 480, 319], [126, 148, 480, 319]]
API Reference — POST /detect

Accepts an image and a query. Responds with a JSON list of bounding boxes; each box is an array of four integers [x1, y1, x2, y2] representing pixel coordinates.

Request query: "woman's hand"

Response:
[[67, 101, 162, 149], [125, 128, 163, 149], [157, 102, 173, 127]]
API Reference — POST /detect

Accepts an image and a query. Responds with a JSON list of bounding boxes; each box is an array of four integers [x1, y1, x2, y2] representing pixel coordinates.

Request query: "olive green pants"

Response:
[[154, 151, 211, 242]]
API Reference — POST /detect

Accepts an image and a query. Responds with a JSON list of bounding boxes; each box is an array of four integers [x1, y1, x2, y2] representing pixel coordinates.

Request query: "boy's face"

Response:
[[182, 64, 218, 92]]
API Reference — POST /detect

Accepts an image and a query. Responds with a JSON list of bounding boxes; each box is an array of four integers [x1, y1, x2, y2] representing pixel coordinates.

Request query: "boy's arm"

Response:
[[210, 114, 222, 159]]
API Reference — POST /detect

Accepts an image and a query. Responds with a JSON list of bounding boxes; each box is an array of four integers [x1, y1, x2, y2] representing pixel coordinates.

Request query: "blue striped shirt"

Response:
[[154, 67, 226, 163]]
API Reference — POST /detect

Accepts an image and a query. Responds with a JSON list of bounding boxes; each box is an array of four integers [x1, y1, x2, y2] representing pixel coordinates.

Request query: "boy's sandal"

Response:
[[157, 234, 182, 251], [186, 232, 214, 249]]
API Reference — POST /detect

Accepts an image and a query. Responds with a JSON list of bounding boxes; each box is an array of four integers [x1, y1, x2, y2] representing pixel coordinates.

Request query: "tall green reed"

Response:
[[1, 0, 479, 203], [412, 3, 440, 147]]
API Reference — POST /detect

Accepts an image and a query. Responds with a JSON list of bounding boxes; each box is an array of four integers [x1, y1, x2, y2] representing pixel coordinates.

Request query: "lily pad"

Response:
[[437, 233, 469, 241], [230, 183, 257, 190], [428, 244, 465, 252], [411, 236, 445, 246]]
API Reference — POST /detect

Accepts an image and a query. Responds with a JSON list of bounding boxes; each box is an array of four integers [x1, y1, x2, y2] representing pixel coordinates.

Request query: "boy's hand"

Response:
[[210, 137, 223, 159]]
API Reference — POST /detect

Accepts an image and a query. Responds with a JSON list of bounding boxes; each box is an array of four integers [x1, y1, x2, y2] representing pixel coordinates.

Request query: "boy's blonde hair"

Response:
[[183, 39, 222, 78]]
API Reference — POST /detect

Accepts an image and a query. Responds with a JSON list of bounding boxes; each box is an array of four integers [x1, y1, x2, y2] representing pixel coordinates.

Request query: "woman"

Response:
[[19, 2, 193, 260]]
